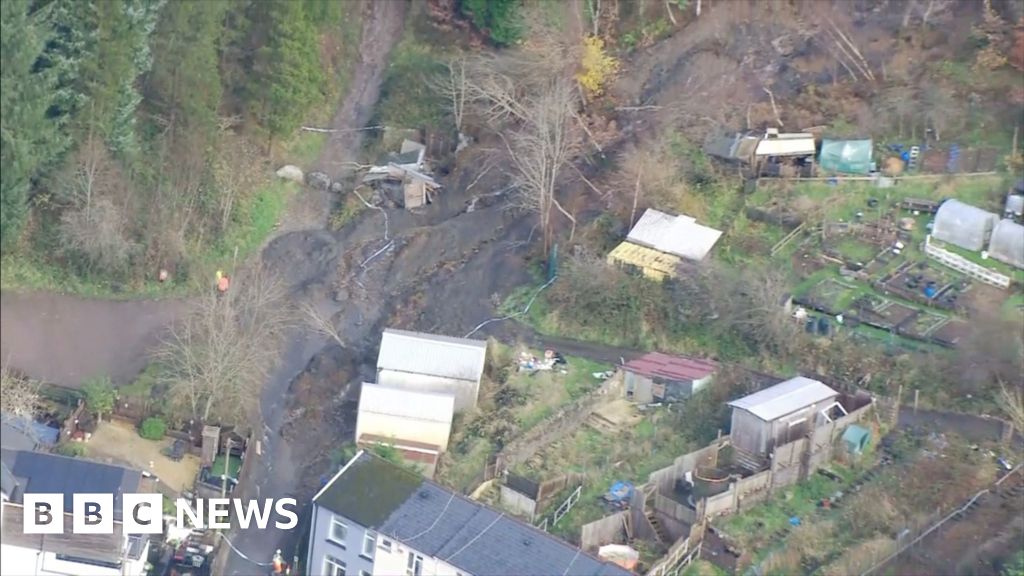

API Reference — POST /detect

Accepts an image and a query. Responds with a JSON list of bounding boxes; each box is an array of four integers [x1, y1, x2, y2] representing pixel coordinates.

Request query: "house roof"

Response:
[[377, 329, 487, 384], [607, 241, 683, 281], [626, 209, 723, 262], [932, 199, 999, 252], [622, 352, 718, 382], [754, 133, 816, 157], [2, 413, 60, 450], [1, 505, 129, 564], [727, 376, 839, 422], [0, 449, 141, 521], [358, 384, 455, 424], [0, 450, 146, 564], [315, 452, 633, 576]]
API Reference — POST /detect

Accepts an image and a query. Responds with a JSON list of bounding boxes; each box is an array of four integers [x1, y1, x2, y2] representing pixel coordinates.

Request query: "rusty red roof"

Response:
[[622, 352, 717, 381]]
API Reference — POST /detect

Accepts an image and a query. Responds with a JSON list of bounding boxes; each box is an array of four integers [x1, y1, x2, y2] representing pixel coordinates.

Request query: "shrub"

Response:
[[140, 417, 166, 440], [82, 376, 116, 421], [57, 443, 86, 457]]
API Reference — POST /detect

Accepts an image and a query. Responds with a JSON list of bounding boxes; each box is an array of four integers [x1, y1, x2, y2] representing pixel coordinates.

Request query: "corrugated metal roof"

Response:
[[607, 241, 682, 280], [626, 209, 723, 261], [728, 376, 838, 421], [755, 135, 816, 157], [377, 329, 487, 383], [622, 352, 718, 381], [358, 384, 455, 424], [316, 451, 633, 576]]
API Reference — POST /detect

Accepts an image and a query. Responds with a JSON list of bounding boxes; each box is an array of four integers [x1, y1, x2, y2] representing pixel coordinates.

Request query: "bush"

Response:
[[57, 443, 86, 458], [82, 376, 116, 421], [139, 417, 166, 440]]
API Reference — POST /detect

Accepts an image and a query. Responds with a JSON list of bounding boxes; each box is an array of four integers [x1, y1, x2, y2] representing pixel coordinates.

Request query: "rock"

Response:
[[329, 181, 345, 194], [306, 171, 332, 191], [276, 165, 304, 183], [772, 35, 795, 57]]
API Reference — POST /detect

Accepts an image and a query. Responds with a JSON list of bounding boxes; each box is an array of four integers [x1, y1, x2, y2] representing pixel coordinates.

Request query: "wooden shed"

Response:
[[727, 377, 842, 456], [621, 352, 718, 404]]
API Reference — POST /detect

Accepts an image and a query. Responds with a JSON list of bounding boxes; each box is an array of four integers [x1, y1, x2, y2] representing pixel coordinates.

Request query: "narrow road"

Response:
[[0, 292, 186, 387]]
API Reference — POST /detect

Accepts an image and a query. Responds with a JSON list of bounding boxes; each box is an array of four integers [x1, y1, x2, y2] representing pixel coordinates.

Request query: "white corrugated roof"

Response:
[[377, 329, 487, 383], [728, 377, 839, 421], [358, 384, 455, 423], [626, 209, 723, 261], [755, 135, 816, 157]]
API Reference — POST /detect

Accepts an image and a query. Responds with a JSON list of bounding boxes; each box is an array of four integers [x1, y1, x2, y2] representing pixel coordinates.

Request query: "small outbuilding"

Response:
[[1005, 194, 1023, 220], [987, 219, 1024, 269], [842, 424, 871, 455], [818, 139, 873, 174], [608, 209, 722, 280], [376, 329, 488, 412], [727, 376, 842, 456], [932, 199, 999, 252], [621, 352, 718, 404], [355, 384, 455, 473]]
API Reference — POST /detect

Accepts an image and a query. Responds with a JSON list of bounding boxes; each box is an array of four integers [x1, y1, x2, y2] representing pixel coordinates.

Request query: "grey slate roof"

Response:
[[0, 450, 145, 564], [315, 452, 634, 576], [1, 449, 141, 521], [2, 413, 60, 450]]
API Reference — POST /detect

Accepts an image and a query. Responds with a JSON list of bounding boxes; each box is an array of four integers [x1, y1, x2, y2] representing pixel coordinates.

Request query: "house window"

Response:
[[329, 517, 348, 546], [361, 531, 376, 559], [360, 572, 371, 576], [406, 552, 423, 576], [324, 555, 346, 576], [379, 538, 393, 552]]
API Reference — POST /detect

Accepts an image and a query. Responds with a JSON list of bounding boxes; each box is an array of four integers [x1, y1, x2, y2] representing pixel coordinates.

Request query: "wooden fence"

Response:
[[923, 235, 1010, 288]]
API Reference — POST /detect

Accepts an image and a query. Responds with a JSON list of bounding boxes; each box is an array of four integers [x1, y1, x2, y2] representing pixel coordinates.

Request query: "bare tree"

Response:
[[57, 136, 138, 274], [431, 56, 470, 135], [301, 302, 346, 348], [503, 79, 581, 249], [155, 266, 293, 427], [703, 262, 803, 358], [0, 363, 41, 421], [1001, 380, 1024, 433]]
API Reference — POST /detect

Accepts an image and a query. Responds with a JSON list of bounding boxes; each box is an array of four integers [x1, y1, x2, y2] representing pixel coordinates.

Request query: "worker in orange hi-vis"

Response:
[[215, 270, 229, 293], [271, 549, 288, 575]]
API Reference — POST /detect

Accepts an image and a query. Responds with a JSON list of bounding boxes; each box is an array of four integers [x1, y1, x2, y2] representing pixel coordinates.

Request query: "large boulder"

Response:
[[306, 171, 332, 191], [276, 165, 304, 183]]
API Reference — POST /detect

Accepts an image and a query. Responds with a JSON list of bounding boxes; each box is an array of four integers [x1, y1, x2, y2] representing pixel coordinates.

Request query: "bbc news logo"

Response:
[[22, 494, 298, 535]]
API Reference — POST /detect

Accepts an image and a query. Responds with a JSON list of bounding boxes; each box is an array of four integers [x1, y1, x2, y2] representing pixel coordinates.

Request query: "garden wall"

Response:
[[580, 511, 629, 551], [499, 485, 537, 520], [647, 440, 724, 494]]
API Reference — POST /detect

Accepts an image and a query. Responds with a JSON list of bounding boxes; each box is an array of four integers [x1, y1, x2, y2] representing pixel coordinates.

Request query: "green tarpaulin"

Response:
[[819, 139, 873, 174], [842, 424, 871, 454]]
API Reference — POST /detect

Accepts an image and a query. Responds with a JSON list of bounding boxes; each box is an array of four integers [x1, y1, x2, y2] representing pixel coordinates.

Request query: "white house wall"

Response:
[[356, 411, 452, 452], [371, 538, 464, 576], [0, 544, 146, 576], [376, 370, 479, 412]]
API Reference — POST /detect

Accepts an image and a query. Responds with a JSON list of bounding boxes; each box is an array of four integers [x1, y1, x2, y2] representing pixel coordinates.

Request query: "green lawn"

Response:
[[211, 454, 242, 479]]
